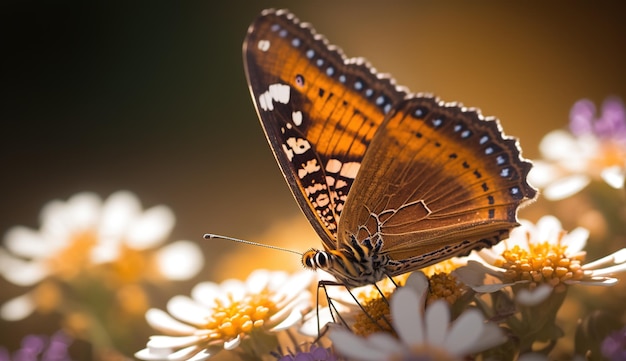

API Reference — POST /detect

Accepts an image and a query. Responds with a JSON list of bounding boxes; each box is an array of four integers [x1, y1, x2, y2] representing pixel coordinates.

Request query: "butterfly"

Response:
[[243, 9, 536, 288]]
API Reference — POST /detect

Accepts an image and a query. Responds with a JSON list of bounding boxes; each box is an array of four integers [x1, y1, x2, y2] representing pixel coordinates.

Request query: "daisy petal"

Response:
[[126, 205, 175, 250], [0, 293, 35, 321], [443, 309, 484, 355], [329, 328, 393, 361], [145, 308, 197, 335], [543, 174, 590, 200], [425, 301, 449, 346], [516, 284, 553, 306], [156, 241, 204, 281], [391, 286, 424, 346]]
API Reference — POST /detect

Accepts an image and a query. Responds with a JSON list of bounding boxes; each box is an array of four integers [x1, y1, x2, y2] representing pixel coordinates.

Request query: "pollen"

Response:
[[353, 294, 393, 336], [427, 272, 464, 306], [495, 237, 586, 288], [203, 290, 277, 341], [48, 230, 98, 280]]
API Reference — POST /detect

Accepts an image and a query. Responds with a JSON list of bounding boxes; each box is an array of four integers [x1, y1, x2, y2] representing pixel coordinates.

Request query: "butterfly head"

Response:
[[302, 248, 330, 270]]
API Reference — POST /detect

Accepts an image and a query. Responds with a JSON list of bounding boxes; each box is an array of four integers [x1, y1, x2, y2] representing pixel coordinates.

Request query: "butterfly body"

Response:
[[243, 9, 536, 288]]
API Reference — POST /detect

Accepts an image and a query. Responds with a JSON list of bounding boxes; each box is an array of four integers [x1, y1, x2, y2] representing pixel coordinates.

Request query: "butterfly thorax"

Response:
[[302, 235, 390, 288]]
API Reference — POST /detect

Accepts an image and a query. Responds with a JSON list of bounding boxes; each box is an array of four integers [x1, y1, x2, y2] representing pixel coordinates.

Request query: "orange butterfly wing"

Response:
[[338, 96, 536, 274], [243, 9, 407, 247]]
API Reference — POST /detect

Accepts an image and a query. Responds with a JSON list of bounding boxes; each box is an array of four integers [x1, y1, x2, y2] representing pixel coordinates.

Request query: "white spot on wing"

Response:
[[258, 40, 270, 52], [298, 159, 321, 179], [340, 162, 361, 179], [326, 159, 342, 173], [258, 83, 291, 111], [292, 111, 303, 126]]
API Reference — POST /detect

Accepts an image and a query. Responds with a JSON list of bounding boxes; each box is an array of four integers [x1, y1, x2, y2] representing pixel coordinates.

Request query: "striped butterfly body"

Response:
[[243, 9, 536, 288]]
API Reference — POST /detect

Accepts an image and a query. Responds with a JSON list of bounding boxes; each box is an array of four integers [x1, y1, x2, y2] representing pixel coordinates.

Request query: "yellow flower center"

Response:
[[495, 240, 586, 288], [427, 273, 464, 306], [204, 290, 277, 341], [49, 230, 98, 280], [109, 245, 148, 284], [596, 141, 626, 169], [353, 293, 394, 336]]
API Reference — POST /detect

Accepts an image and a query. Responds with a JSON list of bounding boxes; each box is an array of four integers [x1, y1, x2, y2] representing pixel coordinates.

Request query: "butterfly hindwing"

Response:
[[243, 9, 407, 248], [338, 96, 536, 273]]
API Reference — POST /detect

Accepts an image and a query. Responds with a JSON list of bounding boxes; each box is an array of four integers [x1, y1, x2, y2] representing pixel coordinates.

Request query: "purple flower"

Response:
[[602, 327, 626, 361], [278, 345, 338, 361], [569, 96, 626, 141], [0, 331, 73, 361]]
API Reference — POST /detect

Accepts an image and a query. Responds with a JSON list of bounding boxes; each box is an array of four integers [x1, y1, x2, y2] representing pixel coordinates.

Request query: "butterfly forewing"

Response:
[[338, 96, 536, 273], [243, 9, 407, 247]]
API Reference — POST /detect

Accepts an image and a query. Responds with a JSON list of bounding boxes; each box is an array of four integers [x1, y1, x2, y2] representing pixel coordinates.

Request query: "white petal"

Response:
[[147, 335, 205, 349], [145, 308, 197, 335], [299, 307, 334, 337], [0, 293, 36, 321], [329, 328, 394, 361], [3, 227, 51, 259], [135, 347, 174, 360], [443, 309, 484, 356], [156, 241, 204, 280], [0, 252, 49, 286], [63, 192, 102, 230], [535, 216, 563, 244], [601, 166, 625, 189], [404, 271, 429, 300], [539, 130, 580, 161], [126, 205, 175, 250], [167, 296, 211, 327], [223, 336, 240, 351], [89, 239, 120, 264], [583, 248, 626, 270], [270, 308, 303, 332], [515, 284, 553, 306], [367, 332, 405, 354], [586, 262, 626, 277], [474, 322, 507, 353], [543, 175, 590, 200], [452, 261, 509, 293], [562, 227, 589, 254], [244, 269, 273, 294], [99, 191, 141, 238], [425, 301, 449, 346], [391, 286, 425, 346], [190, 282, 220, 308], [215, 279, 246, 303], [527, 160, 559, 188]]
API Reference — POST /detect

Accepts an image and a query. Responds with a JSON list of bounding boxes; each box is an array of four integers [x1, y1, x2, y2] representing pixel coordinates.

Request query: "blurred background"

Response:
[[1, 1, 625, 359]]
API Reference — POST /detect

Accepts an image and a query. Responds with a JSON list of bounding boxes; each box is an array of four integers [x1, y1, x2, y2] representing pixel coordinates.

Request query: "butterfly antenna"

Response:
[[203, 233, 303, 256]]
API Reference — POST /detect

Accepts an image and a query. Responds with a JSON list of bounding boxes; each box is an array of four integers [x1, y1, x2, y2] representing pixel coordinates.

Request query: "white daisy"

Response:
[[454, 215, 626, 305], [135, 269, 314, 361], [0, 190, 203, 321], [529, 97, 626, 200], [329, 272, 506, 361]]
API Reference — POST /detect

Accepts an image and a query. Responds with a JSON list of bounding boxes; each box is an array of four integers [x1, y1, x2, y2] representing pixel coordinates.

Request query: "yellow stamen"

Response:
[[203, 290, 276, 341], [48, 230, 98, 280], [427, 272, 464, 306], [495, 239, 586, 288]]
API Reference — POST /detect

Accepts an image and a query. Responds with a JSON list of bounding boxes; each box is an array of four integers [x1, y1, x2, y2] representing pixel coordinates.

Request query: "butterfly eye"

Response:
[[315, 252, 329, 268], [302, 250, 316, 268], [295, 74, 305, 87]]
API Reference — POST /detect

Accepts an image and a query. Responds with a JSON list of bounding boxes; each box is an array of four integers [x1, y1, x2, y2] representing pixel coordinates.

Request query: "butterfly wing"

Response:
[[338, 95, 537, 273], [243, 9, 407, 247]]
